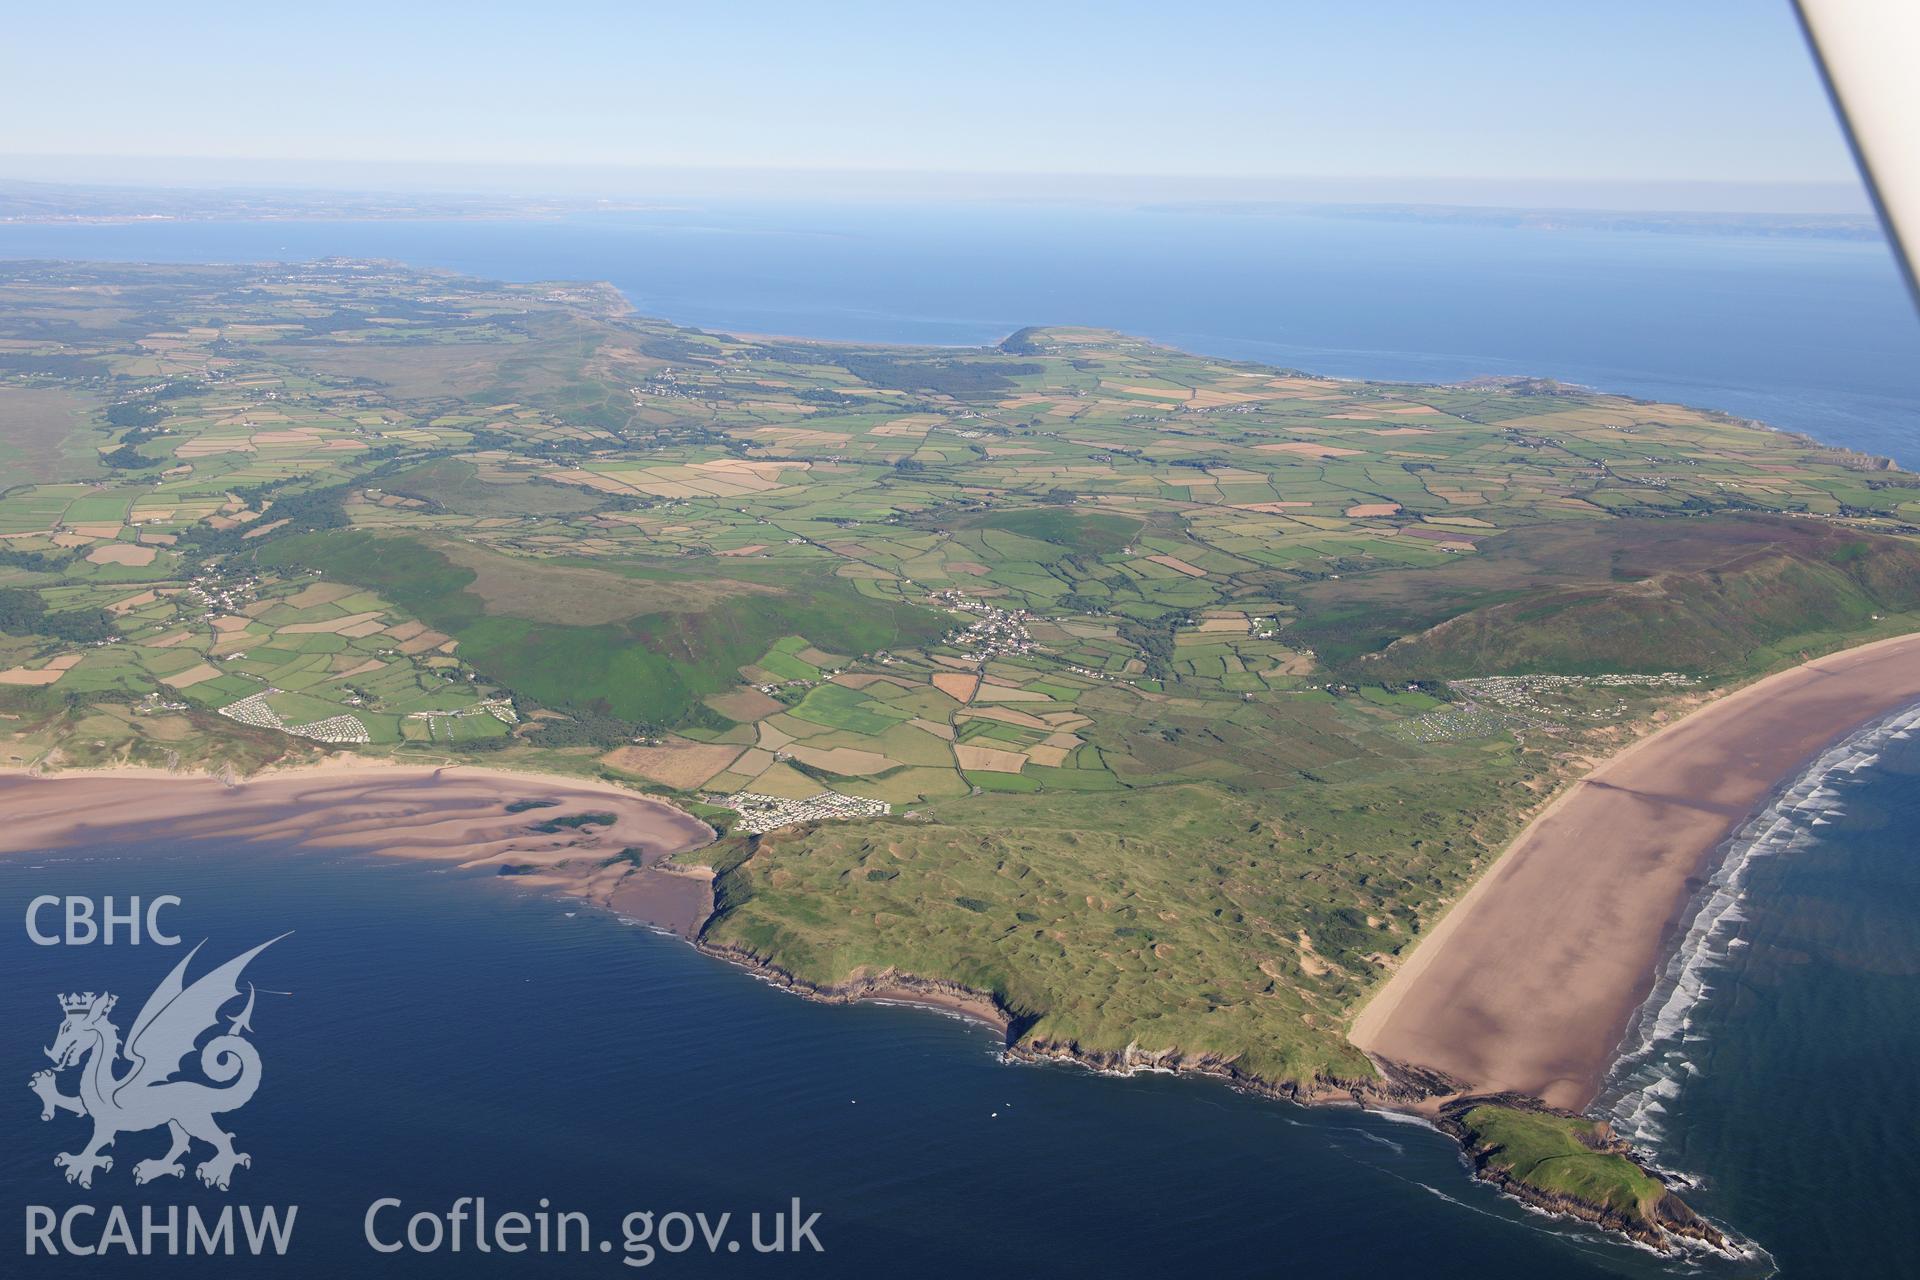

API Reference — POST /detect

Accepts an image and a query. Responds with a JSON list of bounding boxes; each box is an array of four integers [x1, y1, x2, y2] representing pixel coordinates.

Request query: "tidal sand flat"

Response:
[[1351, 631, 1920, 1109], [0, 762, 1015, 1027], [0, 763, 716, 933]]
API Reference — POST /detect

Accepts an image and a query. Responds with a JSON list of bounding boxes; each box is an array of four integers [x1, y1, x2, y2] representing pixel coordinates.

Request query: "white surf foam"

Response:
[[1596, 700, 1920, 1149]]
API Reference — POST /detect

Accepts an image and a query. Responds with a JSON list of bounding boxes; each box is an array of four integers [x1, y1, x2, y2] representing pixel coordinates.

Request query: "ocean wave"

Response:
[[1597, 700, 1920, 1148], [1344, 1126, 1406, 1154], [1368, 1107, 1442, 1131]]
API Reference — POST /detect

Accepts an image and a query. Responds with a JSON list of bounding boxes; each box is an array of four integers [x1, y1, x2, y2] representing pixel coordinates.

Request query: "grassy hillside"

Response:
[[257, 530, 945, 725], [1292, 516, 1920, 678]]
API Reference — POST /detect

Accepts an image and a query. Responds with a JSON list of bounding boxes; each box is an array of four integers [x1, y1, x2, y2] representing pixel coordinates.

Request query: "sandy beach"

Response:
[[1350, 631, 1920, 1110], [0, 761, 717, 934], [0, 759, 1019, 1028]]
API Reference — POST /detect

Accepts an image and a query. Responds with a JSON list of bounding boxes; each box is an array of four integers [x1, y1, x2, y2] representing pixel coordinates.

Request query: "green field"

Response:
[[256, 531, 943, 724], [1442, 1104, 1711, 1244]]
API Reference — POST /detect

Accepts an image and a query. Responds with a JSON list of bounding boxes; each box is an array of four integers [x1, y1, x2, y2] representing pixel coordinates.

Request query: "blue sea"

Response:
[[2, 203, 1919, 1275], [1, 203, 1917, 463], [1596, 708, 1920, 1280], [0, 846, 1703, 1279]]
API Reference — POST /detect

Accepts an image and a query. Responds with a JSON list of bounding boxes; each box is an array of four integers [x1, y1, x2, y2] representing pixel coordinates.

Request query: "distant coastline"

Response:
[[0, 177, 1880, 241], [0, 177, 675, 225], [1146, 200, 1883, 241], [4, 203, 1914, 466]]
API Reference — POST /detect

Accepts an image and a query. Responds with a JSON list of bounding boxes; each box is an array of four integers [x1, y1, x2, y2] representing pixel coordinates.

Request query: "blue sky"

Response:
[[1, 1, 1863, 208]]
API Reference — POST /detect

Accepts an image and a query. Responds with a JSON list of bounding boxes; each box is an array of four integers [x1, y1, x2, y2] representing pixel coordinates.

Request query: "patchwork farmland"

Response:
[[5, 259, 1920, 1085]]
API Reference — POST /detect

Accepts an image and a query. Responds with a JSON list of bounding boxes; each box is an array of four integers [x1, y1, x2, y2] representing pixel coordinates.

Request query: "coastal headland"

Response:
[[1350, 629, 1920, 1110]]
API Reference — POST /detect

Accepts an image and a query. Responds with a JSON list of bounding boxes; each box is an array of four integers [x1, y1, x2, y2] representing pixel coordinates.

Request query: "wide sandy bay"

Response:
[[1351, 631, 1920, 1109]]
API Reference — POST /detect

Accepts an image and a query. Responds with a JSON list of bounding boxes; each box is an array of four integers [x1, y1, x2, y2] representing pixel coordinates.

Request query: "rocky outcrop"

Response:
[[695, 941, 1014, 1032], [1009, 1036, 1418, 1107], [1435, 1094, 1731, 1255]]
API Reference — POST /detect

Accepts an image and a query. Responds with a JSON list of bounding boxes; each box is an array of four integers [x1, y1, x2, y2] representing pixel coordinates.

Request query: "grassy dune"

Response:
[[701, 760, 1536, 1084]]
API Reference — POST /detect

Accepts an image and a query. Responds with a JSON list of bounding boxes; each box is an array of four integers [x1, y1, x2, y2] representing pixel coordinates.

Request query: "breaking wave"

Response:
[[1596, 700, 1920, 1148]]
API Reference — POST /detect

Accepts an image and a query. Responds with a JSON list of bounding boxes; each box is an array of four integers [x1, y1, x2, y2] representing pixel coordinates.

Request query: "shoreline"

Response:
[[11, 634, 1920, 1255], [0, 759, 718, 933], [0, 752, 1361, 1093], [0, 756, 1005, 1031], [14, 635, 1915, 1095], [684, 939, 1733, 1253], [695, 941, 1014, 1033], [1596, 699, 1920, 1147], [1349, 629, 1920, 1111], [0, 728, 1782, 1254]]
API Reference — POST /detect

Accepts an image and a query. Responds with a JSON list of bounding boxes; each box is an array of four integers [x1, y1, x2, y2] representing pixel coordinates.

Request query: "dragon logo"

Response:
[[28, 936, 286, 1191]]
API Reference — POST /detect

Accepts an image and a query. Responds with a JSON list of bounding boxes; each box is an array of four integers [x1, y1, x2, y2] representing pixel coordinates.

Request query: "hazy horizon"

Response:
[[0, 1, 1871, 217], [0, 157, 1875, 218]]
